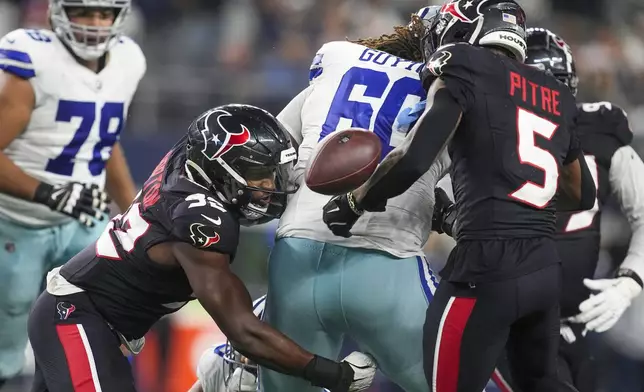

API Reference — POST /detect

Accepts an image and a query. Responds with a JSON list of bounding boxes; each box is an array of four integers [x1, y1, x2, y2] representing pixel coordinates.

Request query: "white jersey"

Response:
[[0, 29, 146, 227], [276, 41, 450, 258]]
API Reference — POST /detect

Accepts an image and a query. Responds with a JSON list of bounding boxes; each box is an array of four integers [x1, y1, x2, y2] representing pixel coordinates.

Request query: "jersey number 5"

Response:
[[45, 100, 124, 177], [509, 108, 560, 208]]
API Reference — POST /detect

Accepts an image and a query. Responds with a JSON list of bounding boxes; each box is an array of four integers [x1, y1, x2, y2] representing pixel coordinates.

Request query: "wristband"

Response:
[[303, 355, 345, 389], [617, 268, 644, 289], [33, 182, 53, 204]]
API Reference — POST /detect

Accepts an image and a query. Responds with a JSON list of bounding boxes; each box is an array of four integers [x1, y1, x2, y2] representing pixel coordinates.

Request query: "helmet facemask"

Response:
[[186, 138, 298, 227], [525, 28, 579, 96], [218, 344, 257, 391], [221, 159, 297, 227], [49, 0, 131, 60]]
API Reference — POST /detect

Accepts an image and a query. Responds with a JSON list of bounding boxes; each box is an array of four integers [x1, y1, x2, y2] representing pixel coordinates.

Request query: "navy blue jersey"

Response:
[[61, 137, 240, 339], [424, 43, 580, 240]]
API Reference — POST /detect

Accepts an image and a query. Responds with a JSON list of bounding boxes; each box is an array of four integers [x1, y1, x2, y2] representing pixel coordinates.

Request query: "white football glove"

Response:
[[559, 322, 577, 344], [568, 277, 642, 333], [342, 351, 377, 392]]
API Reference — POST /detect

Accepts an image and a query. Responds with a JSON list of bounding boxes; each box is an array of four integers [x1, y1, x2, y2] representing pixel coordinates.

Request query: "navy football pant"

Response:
[[423, 263, 577, 392], [28, 291, 136, 392]]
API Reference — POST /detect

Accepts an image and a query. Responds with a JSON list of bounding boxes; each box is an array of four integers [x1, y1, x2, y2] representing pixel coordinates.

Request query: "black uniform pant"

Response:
[[423, 263, 572, 392], [28, 291, 136, 392], [493, 323, 595, 392]]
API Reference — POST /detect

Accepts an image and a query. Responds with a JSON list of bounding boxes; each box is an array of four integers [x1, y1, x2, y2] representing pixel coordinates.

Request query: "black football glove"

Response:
[[432, 187, 457, 237], [33, 182, 110, 227], [323, 192, 364, 238]]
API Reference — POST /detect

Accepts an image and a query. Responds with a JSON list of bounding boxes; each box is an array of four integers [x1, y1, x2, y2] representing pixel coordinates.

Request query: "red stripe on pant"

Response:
[[434, 297, 477, 392], [491, 368, 514, 392], [56, 324, 99, 392]]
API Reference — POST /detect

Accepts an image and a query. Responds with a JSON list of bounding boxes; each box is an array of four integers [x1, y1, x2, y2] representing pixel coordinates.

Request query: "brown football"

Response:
[[305, 128, 382, 196]]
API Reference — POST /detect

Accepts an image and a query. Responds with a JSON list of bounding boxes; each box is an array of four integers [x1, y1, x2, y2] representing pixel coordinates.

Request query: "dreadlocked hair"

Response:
[[350, 14, 426, 62]]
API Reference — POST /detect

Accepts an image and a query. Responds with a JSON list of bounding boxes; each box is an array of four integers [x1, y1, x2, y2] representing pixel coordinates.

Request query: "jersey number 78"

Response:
[[45, 100, 124, 177]]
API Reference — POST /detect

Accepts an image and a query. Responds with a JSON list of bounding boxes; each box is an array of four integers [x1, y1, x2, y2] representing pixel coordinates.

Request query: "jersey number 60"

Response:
[[319, 66, 425, 160]]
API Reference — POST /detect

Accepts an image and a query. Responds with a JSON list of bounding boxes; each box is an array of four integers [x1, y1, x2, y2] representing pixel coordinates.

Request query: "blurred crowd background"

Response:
[[2, 0, 644, 391]]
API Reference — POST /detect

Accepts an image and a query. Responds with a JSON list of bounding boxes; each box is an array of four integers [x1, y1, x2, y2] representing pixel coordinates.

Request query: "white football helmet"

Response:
[[48, 0, 131, 60], [221, 295, 266, 391]]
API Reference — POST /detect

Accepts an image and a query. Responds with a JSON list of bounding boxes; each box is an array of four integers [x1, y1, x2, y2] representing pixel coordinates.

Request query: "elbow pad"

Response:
[[578, 154, 596, 210]]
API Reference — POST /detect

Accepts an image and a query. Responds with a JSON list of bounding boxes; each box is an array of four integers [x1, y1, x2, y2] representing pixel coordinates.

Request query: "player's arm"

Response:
[[557, 151, 596, 212], [569, 145, 644, 332], [172, 242, 372, 390], [356, 78, 462, 209], [611, 145, 644, 284], [556, 120, 595, 212], [0, 70, 39, 200], [567, 145, 644, 333], [105, 142, 137, 212]]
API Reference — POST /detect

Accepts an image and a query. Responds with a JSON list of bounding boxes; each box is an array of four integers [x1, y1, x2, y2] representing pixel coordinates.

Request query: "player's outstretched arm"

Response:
[[172, 242, 374, 391], [353, 78, 462, 211], [557, 151, 596, 212], [0, 70, 39, 200]]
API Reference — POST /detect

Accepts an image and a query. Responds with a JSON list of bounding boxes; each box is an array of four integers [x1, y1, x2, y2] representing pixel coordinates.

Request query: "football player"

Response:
[[0, 0, 143, 384], [260, 6, 446, 392], [27, 104, 376, 392], [469, 27, 644, 392], [323, 0, 597, 391]]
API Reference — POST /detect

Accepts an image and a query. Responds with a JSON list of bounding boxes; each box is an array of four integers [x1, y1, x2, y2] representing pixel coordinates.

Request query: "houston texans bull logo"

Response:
[[57, 302, 76, 320], [200, 109, 251, 161], [189, 223, 221, 248], [439, 0, 487, 23], [426, 50, 453, 77]]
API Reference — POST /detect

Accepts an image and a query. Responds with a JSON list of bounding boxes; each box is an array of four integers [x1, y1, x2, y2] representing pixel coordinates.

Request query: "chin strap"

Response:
[[184, 160, 212, 191]]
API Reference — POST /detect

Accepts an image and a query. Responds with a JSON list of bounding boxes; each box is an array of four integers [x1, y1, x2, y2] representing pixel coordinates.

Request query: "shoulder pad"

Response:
[[576, 101, 633, 146], [308, 41, 355, 82], [170, 193, 239, 255], [111, 35, 147, 82], [309, 41, 338, 82], [0, 29, 54, 80], [422, 43, 475, 110], [423, 43, 470, 78]]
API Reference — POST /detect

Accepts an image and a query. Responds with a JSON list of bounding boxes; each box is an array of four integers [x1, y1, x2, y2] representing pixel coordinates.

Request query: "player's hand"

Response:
[[340, 351, 377, 392], [323, 193, 363, 238], [33, 181, 110, 227], [568, 277, 642, 333], [432, 187, 456, 237], [559, 321, 577, 344]]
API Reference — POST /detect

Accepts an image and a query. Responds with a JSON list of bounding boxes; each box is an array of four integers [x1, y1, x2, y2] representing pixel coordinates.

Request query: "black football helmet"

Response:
[[422, 0, 527, 63], [185, 104, 298, 226], [525, 28, 579, 96]]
